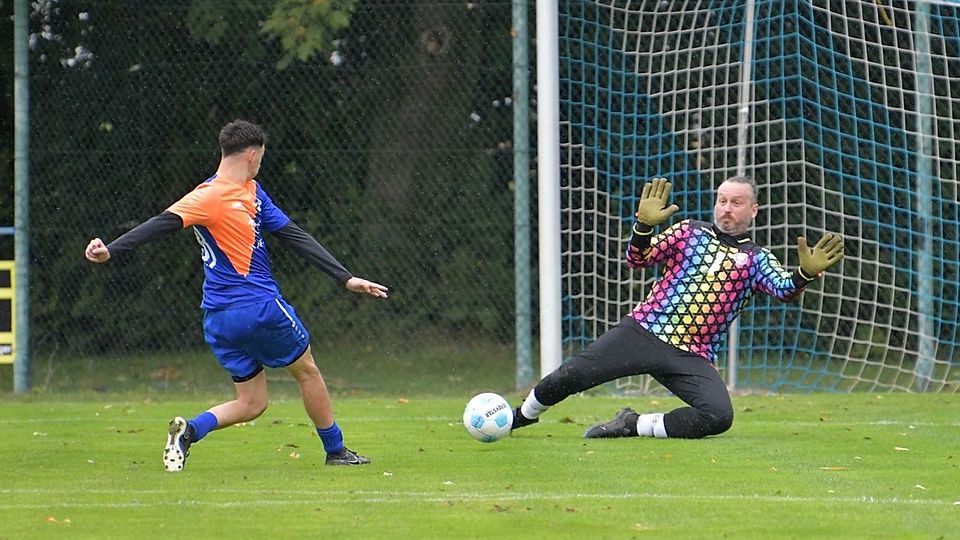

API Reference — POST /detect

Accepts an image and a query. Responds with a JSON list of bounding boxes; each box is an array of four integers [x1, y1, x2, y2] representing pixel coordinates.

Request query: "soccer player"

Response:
[[84, 120, 388, 470], [511, 177, 844, 439]]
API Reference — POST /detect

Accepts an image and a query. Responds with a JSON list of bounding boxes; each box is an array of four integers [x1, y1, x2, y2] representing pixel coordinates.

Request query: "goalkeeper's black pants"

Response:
[[534, 316, 734, 439]]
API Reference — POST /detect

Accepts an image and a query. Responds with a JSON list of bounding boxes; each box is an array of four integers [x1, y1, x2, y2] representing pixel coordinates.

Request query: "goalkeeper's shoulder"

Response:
[[662, 218, 697, 236]]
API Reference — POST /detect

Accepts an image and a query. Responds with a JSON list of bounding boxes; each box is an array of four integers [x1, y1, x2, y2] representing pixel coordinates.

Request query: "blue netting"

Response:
[[559, 0, 960, 392]]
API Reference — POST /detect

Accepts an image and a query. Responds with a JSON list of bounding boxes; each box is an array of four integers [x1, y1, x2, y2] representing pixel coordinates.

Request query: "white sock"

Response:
[[520, 389, 550, 419], [637, 413, 667, 438]]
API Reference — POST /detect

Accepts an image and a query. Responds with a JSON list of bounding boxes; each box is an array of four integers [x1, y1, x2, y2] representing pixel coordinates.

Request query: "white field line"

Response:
[[0, 489, 955, 509], [745, 420, 960, 427], [0, 416, 454, 424], [0, 417, 957, 427]]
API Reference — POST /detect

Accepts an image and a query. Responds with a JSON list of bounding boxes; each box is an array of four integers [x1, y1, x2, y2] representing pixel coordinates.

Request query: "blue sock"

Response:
[[188, 412, 219, 442], [316, 422, 344, 454]]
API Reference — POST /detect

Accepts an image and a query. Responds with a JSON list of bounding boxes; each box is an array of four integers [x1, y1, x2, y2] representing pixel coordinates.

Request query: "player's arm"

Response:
[[271, 221, 353, 282], [626, 178, 681, 268], [270, 222, 389, 298], [84, 211, 183, 263], [753, 249, 812, 302], [755, 233, 844, 301]]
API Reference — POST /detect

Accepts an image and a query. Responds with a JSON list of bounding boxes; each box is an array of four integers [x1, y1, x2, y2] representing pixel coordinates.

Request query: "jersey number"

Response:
[[193, 228, 218, 269], [706, 253, 726, 275]]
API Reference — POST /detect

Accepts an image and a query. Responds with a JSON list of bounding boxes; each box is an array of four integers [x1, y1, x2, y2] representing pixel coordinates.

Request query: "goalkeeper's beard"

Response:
[[715, 213, 751, 236]]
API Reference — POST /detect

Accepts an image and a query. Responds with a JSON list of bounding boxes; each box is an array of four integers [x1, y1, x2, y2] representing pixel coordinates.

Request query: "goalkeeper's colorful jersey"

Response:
[[627, 219, 810, 364], [167, 175, 292, 310]]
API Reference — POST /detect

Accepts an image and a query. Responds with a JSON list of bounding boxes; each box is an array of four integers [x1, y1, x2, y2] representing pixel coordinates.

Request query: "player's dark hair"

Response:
[[724, 175, 758, 203], [219, 120, 267, 157]]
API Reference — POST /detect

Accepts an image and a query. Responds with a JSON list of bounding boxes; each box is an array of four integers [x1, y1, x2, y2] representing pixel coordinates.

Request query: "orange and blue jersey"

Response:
[[627, 219, 809, 364], [167, 175, 291, 310]]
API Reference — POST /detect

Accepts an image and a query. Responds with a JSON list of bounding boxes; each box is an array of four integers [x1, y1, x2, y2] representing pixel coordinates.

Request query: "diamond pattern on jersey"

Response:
[[629, 220, 802, 363]]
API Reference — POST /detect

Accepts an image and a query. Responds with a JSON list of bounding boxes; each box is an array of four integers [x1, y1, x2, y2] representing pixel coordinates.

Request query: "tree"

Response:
[[2, 0, 16, 230], [187, 0, 355, 69]]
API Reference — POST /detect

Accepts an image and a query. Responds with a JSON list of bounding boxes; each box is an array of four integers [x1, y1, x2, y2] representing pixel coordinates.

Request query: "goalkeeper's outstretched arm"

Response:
[[755, 232, 845, 302]]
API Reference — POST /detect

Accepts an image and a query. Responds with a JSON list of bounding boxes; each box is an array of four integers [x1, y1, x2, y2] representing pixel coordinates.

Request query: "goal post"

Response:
[[537, 0, 564, 377], [542, 0, 960, 392]]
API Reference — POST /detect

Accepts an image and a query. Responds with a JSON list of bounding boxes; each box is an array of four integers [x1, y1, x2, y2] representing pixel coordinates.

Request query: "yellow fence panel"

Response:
[[0, 261, 14, 364]]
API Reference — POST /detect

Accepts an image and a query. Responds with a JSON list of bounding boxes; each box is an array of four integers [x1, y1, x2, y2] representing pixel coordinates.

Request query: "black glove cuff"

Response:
[[797, 268, 817, 282]]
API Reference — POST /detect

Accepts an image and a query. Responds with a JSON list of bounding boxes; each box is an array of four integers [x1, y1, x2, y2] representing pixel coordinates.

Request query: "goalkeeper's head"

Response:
[[219, 119, 268, 179], [714, 176, 759, 236]]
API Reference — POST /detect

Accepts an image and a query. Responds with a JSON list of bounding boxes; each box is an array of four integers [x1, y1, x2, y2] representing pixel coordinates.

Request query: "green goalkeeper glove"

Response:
[[635, 178, 680, 226], [797, 233, 845, 279]]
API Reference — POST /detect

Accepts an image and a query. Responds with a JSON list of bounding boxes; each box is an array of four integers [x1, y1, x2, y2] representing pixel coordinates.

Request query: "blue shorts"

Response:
[[203, 297, 311, 382]]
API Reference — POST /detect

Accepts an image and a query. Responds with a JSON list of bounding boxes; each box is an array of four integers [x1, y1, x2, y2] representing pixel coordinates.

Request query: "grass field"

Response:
[[0, 337, 518, 399], [0, 392, 957, 539]]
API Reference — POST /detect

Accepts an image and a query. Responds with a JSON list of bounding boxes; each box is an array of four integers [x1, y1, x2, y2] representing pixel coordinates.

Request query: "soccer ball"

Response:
[[462, 392, 513, 443]]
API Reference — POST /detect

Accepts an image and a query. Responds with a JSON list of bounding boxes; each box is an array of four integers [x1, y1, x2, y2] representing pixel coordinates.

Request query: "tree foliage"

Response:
[[260, 0, 356, 69], [24, 1, 517, 357]]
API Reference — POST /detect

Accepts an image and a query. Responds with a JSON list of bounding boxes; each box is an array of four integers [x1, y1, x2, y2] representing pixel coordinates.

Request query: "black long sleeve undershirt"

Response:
[[271, 222, 353, 283], [105, 212, 353, 283], [106, 211, 183, 256]]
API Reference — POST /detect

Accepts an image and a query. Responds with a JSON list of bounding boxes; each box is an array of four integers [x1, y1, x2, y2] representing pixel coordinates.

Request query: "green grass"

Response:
[[0, 336, 517, 399], [0, 393, 957, 539]]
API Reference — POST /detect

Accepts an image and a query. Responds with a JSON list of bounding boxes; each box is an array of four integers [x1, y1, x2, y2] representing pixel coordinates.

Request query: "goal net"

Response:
[[557, 0, 959, 392]]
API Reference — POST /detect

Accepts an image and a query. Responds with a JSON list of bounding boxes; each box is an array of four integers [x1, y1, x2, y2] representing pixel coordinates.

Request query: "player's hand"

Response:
[[797, 233, 844, 278], [345, 276, 389, 298], [635, 178, 680, 226], [84, 238, 111, 263]]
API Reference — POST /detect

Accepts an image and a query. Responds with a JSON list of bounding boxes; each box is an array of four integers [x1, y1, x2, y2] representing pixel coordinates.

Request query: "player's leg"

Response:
[[208, 370, 270, 425], [513, 316, 658, 429], [650, 361, 733, 438], [286, 348, 333, 427], [197, 303, 272, 435], [285, 347, 370, 466], [164, 304, 270, 472], [584, 351, 733, 439], [242, 296, 367, 465], [163, 370, 268, 472], [259, 295, 370, 467]]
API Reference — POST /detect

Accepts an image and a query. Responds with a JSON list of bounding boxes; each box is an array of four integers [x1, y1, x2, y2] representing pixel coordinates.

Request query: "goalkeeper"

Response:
[[511, 177, 844, 439]]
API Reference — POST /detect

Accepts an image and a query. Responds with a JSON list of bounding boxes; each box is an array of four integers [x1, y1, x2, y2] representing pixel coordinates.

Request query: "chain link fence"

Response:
[[19, 0, 525, 390]]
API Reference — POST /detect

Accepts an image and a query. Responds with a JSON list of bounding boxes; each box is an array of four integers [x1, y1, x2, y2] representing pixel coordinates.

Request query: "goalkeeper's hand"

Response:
[[797, 233, 844, 278], [635, 178, 680, 226]]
